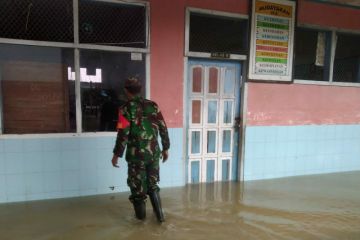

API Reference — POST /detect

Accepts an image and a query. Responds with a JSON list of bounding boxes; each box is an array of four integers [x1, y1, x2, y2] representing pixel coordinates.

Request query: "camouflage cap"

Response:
[[125, 77, 141, 88], [124, 77, 142, 94]]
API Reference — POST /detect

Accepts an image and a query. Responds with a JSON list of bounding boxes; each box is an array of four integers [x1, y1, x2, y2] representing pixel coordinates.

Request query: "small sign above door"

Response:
[[211, 52, 230, 59]]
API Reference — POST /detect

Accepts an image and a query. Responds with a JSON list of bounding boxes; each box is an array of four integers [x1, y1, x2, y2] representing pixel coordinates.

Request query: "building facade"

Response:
[[0, 0, 359, 203]]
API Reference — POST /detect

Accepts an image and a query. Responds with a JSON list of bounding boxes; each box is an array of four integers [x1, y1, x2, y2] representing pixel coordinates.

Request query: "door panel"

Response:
[[187, 59, 242, 183], [191, 161, 200, 183]]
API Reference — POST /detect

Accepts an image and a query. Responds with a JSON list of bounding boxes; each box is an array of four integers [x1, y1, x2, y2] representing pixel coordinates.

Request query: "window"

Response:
[[294, 28, 331, 81], [333, 33, 360, 83], [189, 12, 248, 55], [0, 0, 148, 134], [0, 0, 73, 42], [0, 44, 75, 134], [295, 27, 360, 84], [79, 0, 147, 48], [80, 51, 145, 132]]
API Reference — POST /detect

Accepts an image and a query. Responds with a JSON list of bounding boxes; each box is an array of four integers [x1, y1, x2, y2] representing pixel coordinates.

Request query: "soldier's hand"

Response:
[[111, 154, 120, 168], [162, 150, 169, 163]]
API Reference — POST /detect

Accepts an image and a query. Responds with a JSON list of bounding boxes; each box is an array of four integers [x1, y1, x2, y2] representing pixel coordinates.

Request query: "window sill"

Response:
[[294, 79, 360, 88], [0, 132, 117, 139]]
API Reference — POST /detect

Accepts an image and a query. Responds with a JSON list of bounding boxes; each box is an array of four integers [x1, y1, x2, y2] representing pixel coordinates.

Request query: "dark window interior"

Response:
[[0, 0, 73, 42], [333, 33, 360, 83], [294, 28, 331, 81], [79, 0, 146, 48], [189, 13, 248, 55]]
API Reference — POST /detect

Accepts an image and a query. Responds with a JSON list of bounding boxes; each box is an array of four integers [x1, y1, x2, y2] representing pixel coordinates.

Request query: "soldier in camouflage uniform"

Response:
[[111, 77, 170, 222]]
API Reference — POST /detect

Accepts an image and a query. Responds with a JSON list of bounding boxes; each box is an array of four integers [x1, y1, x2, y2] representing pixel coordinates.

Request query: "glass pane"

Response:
[[191, 161, 200, 183], [333, 33, 360, 83], [207, 101, 217, 124], [224, 69, 235, 95], [192, 67, 202, 93], [80, 0, 146, 48], [222, 130, 231, 153], [207, 131, 216, 153], [222, 159, 230, 181], [206, 160, 215, 182], [191, 131, 201, 154], [189, 13, 248, 55], [208, 67, 218, 93], [80, 50, 145, 132], [192, 100, 201, 124], [0, 44, 75, 133], [223, 101, 233, 124], [0, 0, 73, 42], [294, 28, 331, 81]]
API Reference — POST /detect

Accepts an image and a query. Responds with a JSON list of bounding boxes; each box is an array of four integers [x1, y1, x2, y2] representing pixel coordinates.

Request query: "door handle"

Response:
[[234, 117, 241, 128]]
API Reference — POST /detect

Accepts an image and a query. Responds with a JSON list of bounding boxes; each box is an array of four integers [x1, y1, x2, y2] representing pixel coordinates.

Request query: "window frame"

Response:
[[185, 7, 248, 61], [0, 0, 150, 135], [294, 24, 360, 87]]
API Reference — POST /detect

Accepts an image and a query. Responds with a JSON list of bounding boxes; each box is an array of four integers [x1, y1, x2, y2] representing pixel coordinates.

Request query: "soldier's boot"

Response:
[[133, 200, 146, 220], [149, 191, 165, 222]]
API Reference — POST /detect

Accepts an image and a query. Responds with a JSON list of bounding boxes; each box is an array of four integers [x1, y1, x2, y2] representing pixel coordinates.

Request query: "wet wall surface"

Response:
[[1, 171, 359, 240]]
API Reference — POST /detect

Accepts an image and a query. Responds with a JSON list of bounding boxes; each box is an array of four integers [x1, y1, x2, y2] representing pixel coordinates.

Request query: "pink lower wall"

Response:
[[247, 83, 360, 126]]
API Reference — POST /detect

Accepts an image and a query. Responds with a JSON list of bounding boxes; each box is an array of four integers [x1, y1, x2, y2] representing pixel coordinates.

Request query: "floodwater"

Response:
[[1, 171, 360, 240]]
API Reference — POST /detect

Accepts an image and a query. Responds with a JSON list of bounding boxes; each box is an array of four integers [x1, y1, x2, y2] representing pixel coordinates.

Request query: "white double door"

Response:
[[187, 60, 241, 183]]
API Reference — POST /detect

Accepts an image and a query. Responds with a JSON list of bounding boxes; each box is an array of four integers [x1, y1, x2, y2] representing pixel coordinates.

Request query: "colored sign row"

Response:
[[249, 0, 295, 80]]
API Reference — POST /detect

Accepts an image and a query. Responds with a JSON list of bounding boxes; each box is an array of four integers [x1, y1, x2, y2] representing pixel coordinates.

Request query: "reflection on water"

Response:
[[1, 171, 360, 240]]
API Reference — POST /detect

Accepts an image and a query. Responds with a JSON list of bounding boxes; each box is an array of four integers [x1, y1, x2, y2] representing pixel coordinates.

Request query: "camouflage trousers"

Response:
[[127, 159, 160, 203]]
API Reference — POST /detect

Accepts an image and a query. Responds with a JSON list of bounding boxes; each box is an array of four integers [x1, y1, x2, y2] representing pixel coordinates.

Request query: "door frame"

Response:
[[183, 7, 249, 184], [183, 58, 248, 183]]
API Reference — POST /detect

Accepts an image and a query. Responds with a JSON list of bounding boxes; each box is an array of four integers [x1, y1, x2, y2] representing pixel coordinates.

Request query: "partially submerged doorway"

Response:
[[186, 59, 242, 183]]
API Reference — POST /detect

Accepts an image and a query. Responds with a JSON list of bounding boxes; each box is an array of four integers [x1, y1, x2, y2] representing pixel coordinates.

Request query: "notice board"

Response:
[[248, 0, 296, 81]]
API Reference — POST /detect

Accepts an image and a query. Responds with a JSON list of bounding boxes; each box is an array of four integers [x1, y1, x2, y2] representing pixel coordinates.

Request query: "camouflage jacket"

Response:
[[113, 96, 170, 162]]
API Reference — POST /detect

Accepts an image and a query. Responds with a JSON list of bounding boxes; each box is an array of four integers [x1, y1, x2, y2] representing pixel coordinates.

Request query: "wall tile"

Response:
[[43, 172, 62, 193], [245, 125, 360, 181], [97, 169, 114, 190], [5, 152, 24, 174], [0, 140, 4, 153], [4, 139, 23, 153], [24, 152, 43, 173], [7, 195, 26, 202], [62, 171, 80, 191], [23, 139, 42, 152], [26, 193, 47, 201], [0, 154, 5, 175], [42, 152, 61, 172], [80, 150, 98, 170], [61, 137, 80, 150], [42, 138, 61, 152], [61, 151, 80, 171], [0, 175, 6, 199], [6, 174, 25, 197], [80, 168, 98, 190], [0, 128, 184, 203], [96, 137, 115, 149], [25, 173, 44, 195], [79, 137, 99, 150], [62, 190, 80, 199], [96, 151, 113, 170]]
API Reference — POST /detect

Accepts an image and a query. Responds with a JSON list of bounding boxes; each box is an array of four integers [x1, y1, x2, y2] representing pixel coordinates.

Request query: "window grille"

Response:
[[189, 13, 248, 55], [0, 0, 73, 42], [333, 33, 360, 83], [294, 28, 331, 81], [79, 0, 147, 48]]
